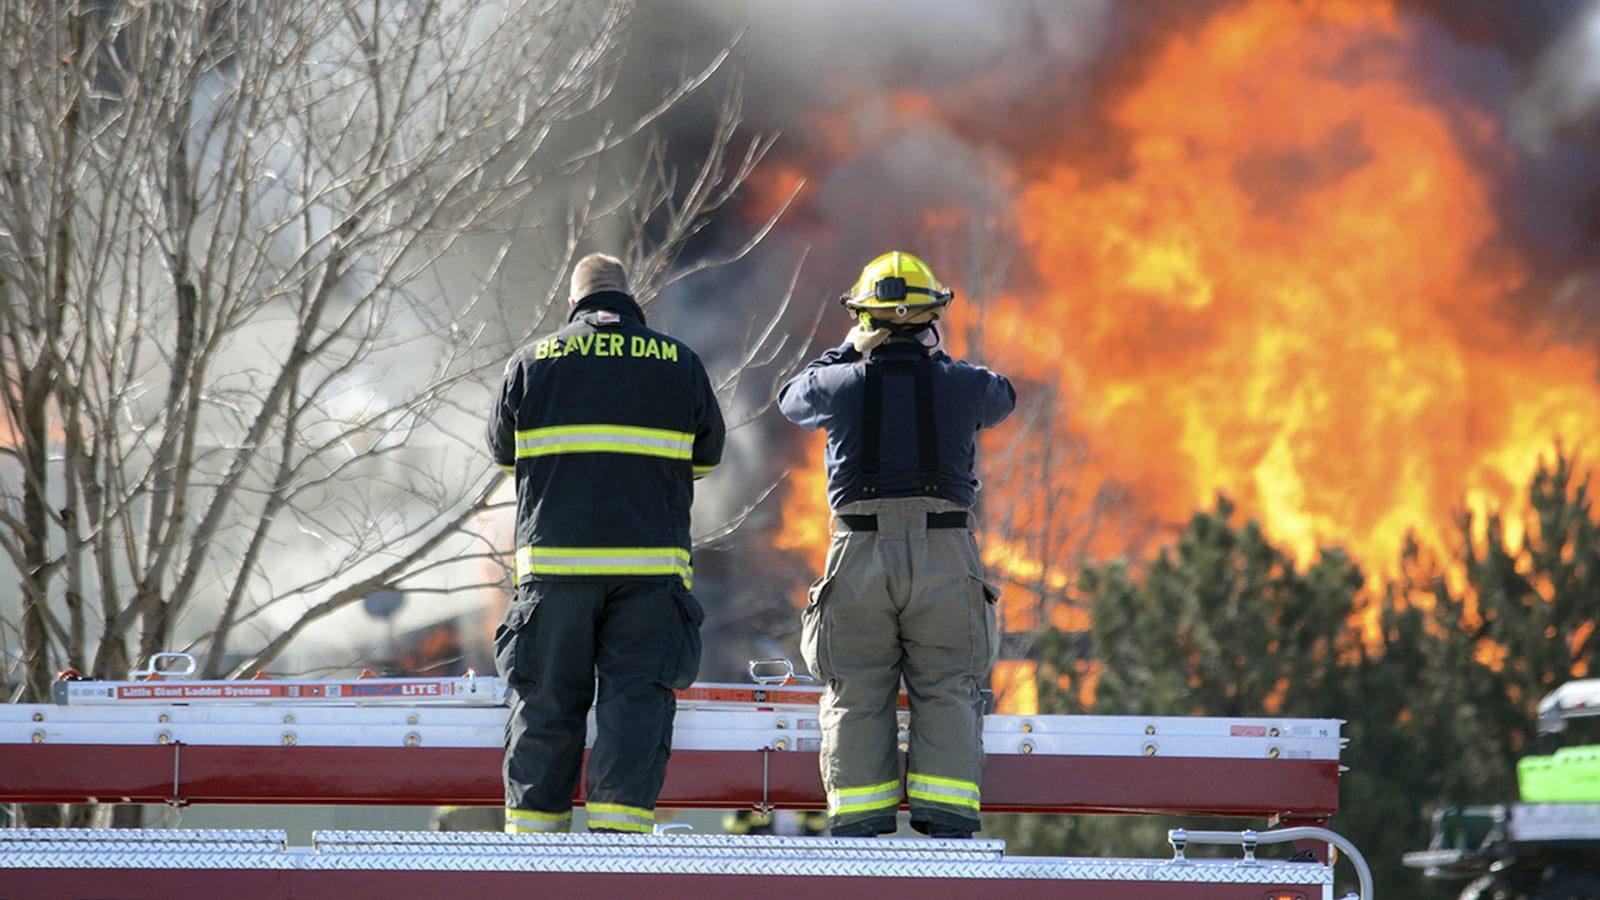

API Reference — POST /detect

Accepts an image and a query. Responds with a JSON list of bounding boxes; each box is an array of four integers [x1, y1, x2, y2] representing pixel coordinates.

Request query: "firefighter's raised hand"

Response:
[[848, 322, 889, 353]]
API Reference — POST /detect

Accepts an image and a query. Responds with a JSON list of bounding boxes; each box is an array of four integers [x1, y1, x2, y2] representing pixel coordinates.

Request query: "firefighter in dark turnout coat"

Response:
[[488, 253, 724, 834], [778, 251, 1015, 839]]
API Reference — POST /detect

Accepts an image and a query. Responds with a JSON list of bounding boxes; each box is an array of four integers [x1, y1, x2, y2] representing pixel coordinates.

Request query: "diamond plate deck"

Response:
[[0, 828, 1334, 889]]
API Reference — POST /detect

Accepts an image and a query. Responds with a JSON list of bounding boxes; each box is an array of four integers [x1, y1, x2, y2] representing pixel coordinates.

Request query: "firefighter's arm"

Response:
[[691, 355, 725, 480], [980, 371, 1018, 429], [485, 358, 521, 473], [777, 343, 856, 430]]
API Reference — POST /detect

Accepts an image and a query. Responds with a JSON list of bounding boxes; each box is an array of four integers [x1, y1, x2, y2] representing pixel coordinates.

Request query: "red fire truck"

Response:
[[1, 654, 1371, 899]]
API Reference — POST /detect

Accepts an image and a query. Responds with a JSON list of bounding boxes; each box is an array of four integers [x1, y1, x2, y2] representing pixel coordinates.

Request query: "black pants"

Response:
[[495, 579, 703, 832]]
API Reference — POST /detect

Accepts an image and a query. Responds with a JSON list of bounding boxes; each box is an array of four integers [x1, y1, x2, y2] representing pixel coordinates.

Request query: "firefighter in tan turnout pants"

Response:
[[777, 252, 1016, 838]]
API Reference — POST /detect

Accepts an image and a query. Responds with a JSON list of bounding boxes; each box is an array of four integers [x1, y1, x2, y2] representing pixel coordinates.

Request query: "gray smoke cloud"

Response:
[[1518, 0, 1600, 141]]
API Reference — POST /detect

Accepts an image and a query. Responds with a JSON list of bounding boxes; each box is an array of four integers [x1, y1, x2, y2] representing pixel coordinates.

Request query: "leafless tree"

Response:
[[0, 0, 798, 787]]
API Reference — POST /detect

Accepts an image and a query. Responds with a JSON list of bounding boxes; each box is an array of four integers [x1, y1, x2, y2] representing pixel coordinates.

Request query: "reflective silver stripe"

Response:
[[586, 802, 654, 833], [827, 779, 902, 817], [514, 425, 693, 461], [504, 807, 571, 833], [906, 773, 981, 812], [516, 545, 693, 589]]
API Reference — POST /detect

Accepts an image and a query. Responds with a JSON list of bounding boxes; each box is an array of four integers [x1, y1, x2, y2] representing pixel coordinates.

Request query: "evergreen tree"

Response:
[[1089, 495, 1361, 719], [1342, 539, 1477, 900], [999, 496, 1367, 867], [1471, 454, 1600, 740], [1009, 453, 1600, 899]]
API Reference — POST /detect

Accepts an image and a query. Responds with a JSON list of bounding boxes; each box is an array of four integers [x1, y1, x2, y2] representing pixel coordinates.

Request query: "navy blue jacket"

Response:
[[778, 337, 1015, 509]]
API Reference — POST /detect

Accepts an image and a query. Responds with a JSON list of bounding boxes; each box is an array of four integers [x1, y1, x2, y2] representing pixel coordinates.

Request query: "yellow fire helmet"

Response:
[[839, 251, 954, 326]]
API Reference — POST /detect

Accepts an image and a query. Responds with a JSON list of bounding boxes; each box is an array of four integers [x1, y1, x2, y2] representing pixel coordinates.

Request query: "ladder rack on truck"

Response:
[[2, 659, 1372, 899]]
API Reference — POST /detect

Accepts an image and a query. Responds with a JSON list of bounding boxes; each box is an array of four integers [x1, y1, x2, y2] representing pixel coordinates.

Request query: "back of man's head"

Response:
[[570, 253, 630, 306]]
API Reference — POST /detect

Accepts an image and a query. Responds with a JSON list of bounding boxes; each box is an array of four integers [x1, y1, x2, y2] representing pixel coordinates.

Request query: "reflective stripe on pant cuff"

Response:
[[586, 802, 655, 833], [827, 779, 902, 818], [906, 772, 981, 813], [505, 807, 573, 833]]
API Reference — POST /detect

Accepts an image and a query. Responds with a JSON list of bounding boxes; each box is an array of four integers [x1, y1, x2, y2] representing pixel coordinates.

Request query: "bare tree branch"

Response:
[[0, 0, 795, 735]]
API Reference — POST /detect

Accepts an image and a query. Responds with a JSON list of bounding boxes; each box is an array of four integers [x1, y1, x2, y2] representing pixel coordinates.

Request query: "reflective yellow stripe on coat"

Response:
[[514, 424, 693, 461], [516, 545, 693, 590]]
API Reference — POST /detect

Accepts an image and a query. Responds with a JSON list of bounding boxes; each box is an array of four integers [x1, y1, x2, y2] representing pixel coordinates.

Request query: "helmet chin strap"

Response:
[[860, 314, 939, 347], [882, 319, 935, 339]]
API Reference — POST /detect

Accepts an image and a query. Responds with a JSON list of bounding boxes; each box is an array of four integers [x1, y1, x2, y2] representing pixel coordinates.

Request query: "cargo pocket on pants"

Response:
[[494, 588, 542, 689], [662, 585, 705, 690], [970, 576, 1002, 674], [800, 575, 835, 682]]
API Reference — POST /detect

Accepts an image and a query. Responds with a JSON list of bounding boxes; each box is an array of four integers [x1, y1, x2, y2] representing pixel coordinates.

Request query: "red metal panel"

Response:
[[1, 743, 190, 805], [0, 868, 1325, 900], [0, 742, 1338, 819], [981, 754, 1340, 818], [0, 744, 496, 806]]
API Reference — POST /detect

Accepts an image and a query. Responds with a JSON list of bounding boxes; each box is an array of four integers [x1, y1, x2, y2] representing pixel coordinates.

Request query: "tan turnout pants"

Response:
[[800, 495, 1000, 836]]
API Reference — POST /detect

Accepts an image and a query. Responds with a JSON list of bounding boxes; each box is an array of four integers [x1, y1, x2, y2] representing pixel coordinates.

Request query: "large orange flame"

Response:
[[1007, 0, 1598, 594], [774, 0, 1600, 712]]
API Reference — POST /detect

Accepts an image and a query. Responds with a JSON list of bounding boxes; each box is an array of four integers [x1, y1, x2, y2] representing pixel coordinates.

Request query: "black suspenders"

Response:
[[859, 358, 940, 499]]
